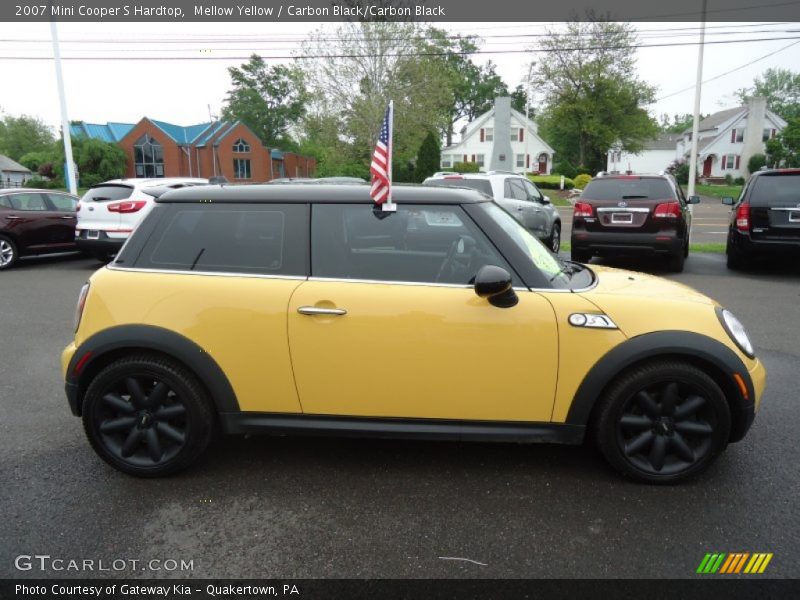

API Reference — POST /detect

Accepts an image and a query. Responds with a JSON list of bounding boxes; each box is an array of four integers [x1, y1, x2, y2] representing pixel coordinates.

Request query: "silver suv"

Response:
[[423, 171, 562, 251]]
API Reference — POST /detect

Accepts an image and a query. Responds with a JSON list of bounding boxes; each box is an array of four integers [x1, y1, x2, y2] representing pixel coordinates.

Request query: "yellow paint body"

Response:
[[62, 263, 765, 422]]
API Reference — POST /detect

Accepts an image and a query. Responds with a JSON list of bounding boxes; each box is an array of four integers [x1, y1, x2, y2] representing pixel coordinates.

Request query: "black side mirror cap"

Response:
[[722, 196, 735, 206], [474, 265, 518, 308], [688, 195, 701, 204]]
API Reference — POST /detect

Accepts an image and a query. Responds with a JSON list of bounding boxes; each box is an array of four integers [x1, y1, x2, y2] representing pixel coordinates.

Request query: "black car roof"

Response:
[[155, 183, 491, 205]]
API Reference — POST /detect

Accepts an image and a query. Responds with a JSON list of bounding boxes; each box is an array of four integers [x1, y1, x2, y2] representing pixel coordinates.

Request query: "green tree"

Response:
[[222, 55, 309, 149], [72, 137, 127, 187], [510, 84, 530, 117], [0, 114, 54, 161], [415, 131, 441, 182], [532, 18, 658, 172], [735, 68, 800, 122], [747, 153, 767, 174], [659, 113, 702, 133], [768, 118, 800, 167]]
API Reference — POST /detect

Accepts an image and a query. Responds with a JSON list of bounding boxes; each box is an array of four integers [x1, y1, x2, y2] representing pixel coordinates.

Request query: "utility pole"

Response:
[[687, 0, 708, 198], [50, 20, 77, 195], [524, 62, 534, 175]]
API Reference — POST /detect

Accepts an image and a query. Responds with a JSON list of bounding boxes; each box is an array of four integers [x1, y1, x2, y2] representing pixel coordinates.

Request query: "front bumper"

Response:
[[61, 342, 81, 416], [571, 230, 682, 256]]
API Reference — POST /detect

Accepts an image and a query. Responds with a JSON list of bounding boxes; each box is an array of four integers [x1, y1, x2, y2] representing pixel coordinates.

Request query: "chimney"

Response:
[[489, 97, 513, 171], [741, 97, 767, 175]]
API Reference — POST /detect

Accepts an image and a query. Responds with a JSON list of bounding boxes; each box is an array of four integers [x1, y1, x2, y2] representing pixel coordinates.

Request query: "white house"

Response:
[[0, 155, 32, 188], [441, 97, 555, 174], [607, 97, 787, 180]]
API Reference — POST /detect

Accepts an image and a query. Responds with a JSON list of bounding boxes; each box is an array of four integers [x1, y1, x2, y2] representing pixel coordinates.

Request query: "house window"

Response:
[[723, 154, 737, 170], [484, 128, 494, 142], [476, 154, 485, 168], [441, 154, 452, 168], [516, 154, 525, 168], [233, 158, 251, 179], [510, 129, 519, 142], [731, 128, 744, 143], [133, 134, 164, 178], [232, 138, 250, 153]]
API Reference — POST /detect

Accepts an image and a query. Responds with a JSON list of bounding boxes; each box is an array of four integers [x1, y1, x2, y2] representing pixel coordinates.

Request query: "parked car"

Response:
[[0, 188, 79, 270], [75, 178, 208, 262], [422, 171, 562, 251], [570, 173, 699, 272], [62, 184, 764, 483], [723, 168, 800, 269]]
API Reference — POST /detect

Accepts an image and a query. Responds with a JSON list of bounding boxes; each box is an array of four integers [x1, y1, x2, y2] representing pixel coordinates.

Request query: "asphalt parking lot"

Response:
[[1, 251, 798, 579], [557, 195, 733, 245]]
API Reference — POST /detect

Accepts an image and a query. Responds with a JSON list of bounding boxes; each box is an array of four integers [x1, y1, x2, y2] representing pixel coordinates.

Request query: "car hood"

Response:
[[582, 265, 715, 306]]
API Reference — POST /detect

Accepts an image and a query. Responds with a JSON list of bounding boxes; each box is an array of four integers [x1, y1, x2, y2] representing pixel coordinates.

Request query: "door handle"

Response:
[[297, 306, 347, 316], [6, 215, 21, 220], [60, 215, 75, 219]]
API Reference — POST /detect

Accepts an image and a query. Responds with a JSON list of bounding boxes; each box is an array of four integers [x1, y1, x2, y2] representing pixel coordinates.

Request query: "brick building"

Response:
[[70, 118, 315, 182]]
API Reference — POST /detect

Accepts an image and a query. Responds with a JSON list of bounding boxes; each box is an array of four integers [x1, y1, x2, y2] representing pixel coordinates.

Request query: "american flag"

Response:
[[370, 102, 393, 205]]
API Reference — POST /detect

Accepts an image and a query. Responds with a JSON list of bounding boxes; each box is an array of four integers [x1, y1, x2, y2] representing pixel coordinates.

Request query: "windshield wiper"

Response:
[[548, 259, 585, 283]]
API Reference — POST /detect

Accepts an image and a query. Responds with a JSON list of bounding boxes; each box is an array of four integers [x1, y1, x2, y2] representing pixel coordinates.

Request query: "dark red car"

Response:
[[0, 188, 79, 270], [570, 174, 699, 272]]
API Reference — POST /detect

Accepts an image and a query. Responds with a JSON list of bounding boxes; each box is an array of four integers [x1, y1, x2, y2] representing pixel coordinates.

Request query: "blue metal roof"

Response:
[[195, 120, 233, 146], [70, 121, 135, 143]]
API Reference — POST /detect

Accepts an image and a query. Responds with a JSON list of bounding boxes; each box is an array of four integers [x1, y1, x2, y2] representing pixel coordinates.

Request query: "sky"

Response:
[[0, 21, 798, 138]]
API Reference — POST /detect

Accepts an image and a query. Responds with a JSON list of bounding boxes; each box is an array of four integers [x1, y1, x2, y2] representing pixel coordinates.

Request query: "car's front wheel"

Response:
[[548, 222, 561, 253], [593, 360, 731, 484], [0, 235, 19, 270], [570, 247, 591, 263], [82, 354, 215, 477]]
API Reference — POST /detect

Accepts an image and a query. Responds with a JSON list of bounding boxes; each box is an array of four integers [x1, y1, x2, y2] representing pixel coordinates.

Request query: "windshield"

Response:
[[425, 178, 493, 196], [582, 178, 674, 200], [82, 185, 133, 202], [478, 202, 575, 289]]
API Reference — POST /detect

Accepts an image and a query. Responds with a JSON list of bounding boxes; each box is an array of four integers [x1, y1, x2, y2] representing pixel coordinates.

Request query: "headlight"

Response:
[[718, 308, 755, 358]]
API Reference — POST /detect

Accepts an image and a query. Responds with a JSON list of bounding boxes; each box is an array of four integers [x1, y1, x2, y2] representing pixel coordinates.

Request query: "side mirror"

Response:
[[688, 195, 701, 204], [722, 196, 735, 206], [540, 195, 551, 205], [474, 265, 518, 308]]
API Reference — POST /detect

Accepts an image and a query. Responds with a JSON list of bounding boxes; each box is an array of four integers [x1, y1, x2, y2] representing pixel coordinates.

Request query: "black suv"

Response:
[[724, 168, 800, 269], [571, 174, 699, 272]]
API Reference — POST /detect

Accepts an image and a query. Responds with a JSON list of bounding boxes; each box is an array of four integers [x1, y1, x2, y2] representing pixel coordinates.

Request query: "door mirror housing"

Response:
[[688, 195, 701, 204], [540, 195, 551, 205], [474, 265, 518, 308], [722, 196, 735, 206]]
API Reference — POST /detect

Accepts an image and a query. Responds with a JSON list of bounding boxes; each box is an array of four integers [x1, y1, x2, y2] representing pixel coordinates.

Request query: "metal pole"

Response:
[[50, 21, 77, 195], [524, 63, 533, 175], [687, 0, 707, 198]]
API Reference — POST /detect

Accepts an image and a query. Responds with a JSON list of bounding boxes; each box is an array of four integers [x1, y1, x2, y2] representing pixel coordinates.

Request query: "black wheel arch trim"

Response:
[[566, 330, 755, 442], [65, 324, 239, 416]]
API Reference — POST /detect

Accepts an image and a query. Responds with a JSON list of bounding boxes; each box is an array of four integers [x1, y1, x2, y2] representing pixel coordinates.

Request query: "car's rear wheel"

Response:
[[0, 235, 19, 270], [726, 238, 749, 270], [549, 222, 561, 253], [82, 355, 215, 477], [593, 361, 731, 484], [665, 249, 685, 272], [570, 248, 591, 263]]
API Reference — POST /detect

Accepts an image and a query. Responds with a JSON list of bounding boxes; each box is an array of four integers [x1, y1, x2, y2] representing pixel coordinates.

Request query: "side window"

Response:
[[522, 179, 542, 201], [0, 197, 11, 209], [46, 194, 77, 211], [504, 180, 514, 199], [311, 204, 517, 286], [508, 179, 528, 201], [9, 193, 48, 211], [133, 203, 307, 276]]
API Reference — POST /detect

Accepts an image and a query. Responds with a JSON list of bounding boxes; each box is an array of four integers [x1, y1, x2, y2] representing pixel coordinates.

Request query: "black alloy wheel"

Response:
[[82, 355, 214, 477], [549, 222, 561, 253], [594, 361, 731, 483]]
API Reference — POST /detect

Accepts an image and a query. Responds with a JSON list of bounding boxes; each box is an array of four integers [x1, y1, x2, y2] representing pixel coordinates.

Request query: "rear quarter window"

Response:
[[129, 203, 308, 276], [582, 178, 674, 201], [748, 174, 800, 207]]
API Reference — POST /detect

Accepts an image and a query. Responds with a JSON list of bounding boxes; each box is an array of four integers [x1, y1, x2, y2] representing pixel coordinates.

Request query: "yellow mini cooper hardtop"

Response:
[[62, 184, 766, 483]]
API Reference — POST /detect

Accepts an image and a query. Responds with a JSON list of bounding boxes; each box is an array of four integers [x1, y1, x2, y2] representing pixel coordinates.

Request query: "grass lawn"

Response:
[[546, 193, 572, 207], [559, 241, 725, 254], [684, 184, 742, 200]]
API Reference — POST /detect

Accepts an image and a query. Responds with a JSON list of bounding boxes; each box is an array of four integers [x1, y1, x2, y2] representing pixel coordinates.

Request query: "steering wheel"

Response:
[[435, 235, 476, 283]]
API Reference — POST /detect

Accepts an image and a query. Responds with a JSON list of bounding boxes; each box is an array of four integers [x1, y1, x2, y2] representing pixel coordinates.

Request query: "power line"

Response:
[[2, 34, 800, 61], [655, 38, 800, 101]]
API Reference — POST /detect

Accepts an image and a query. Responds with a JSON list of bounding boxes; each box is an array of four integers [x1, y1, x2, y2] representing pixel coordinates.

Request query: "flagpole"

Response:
[[382, 100, 396, 212]]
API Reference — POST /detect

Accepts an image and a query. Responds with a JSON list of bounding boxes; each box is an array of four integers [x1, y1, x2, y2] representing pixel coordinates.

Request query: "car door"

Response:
[[44, 193, 79, 247], [498, 178, 528, 226], [521, 179, 550, 237], [287, 203, 559, 423], [5, 192, 59, 251]]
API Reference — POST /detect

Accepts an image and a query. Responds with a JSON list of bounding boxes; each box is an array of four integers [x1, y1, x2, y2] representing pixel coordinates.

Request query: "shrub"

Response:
[[452, 161, 480, 173], [575, 165, 592, 177], [529, 174, 574, 190], [552, 160, 576, 179], [724, 173, 733, 185], [666, 160, 691, 185], [734, 176, 746, 185], [747, 153, 767, 174], [573, 173, 592, 189], [415, 131, 440, 183]]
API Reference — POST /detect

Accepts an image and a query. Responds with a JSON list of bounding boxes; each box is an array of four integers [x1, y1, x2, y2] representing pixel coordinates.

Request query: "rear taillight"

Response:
[[573, 202, 593, 218], [735, 202, 750, 232], [74, 282, 90, 332], [75, 202, 81, 212], [107, 200, 147, 213], [654, 201, 681, 219]]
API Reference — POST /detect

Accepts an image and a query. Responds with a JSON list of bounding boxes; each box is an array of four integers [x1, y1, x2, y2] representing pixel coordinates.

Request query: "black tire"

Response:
[[593, 360, 731, 484], [665, 248, 685, 273], [549, 222, 561, 253], [93, 251, 115, 264], [82, 354, 215, 477], [726, 239, 749, 271], [0, 234, 19, 270], [570, 248, 591, 263]]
